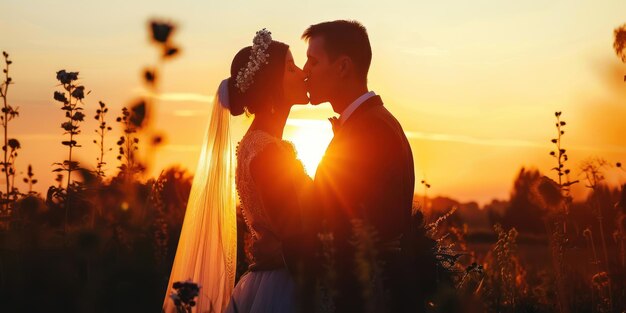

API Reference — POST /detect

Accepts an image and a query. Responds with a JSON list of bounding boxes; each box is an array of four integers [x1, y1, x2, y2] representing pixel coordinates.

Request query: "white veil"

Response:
[[163, 78, 237, 313]]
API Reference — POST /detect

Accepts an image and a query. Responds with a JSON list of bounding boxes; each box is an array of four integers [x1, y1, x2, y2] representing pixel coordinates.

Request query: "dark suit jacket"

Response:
[[307, 95, 417, 313]]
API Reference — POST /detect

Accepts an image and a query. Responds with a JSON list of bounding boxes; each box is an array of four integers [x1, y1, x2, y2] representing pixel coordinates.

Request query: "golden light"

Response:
[[285, 119, 334, 177]]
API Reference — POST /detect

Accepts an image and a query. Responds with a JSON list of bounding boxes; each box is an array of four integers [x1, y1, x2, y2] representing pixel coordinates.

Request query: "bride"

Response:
[[162, 29, 311, 313]]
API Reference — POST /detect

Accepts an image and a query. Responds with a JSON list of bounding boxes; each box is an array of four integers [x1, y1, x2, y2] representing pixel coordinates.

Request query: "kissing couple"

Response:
[[163, 20, 426, 313]]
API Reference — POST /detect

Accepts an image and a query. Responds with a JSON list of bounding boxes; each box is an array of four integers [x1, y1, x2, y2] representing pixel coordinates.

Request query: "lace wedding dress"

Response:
[[225, 130, 309, 313]]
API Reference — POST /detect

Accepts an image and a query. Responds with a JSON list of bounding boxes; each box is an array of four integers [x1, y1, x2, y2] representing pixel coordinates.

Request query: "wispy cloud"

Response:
[[162, 144, 201, 152], [133, 88, 214, 103], [287, 119, 551, 150], [172, 109, 211, 117], [286, 119, 626, 154], [405, 131, 545, 148], [151, 92, 214, 103], [130, 88, 215, 117], [405, 130, 626, 153]]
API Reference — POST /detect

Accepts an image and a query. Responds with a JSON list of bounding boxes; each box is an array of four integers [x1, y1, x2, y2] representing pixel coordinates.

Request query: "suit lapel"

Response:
[[317, 95, 384, 179], [328, 95, 384, 144], [341, 95, 383, 130]]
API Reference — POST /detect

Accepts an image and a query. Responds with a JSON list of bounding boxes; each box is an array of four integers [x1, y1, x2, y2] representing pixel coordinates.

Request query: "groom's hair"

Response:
[[302, 20, 372, 81]]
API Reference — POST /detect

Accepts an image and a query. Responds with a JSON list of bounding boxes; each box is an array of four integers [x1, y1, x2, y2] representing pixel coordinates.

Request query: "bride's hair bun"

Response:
[[226, 41, 289, 117], [227, 47, 252, 116]]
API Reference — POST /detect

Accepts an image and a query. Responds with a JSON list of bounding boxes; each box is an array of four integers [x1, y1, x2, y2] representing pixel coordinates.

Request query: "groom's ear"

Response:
[[337, 56, 353, 78]]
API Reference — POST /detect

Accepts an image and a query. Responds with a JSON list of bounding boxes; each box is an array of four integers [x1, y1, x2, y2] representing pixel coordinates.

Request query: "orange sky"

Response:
[[1, 0, 625, 205]]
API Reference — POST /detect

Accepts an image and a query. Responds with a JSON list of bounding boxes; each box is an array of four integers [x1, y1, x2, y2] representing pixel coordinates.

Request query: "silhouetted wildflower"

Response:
[[150, 21, 174, 43], [93, 101, 113, 178], [144, 68, 155, 83], [54, 91, 68, 104], [130, 100, 146, 128], [614, 24, 626, 62], [580, 157, 614, 306], [0, 51, 21, 215], [170, 279, 201, 313], [7, 138, 19, 150], [22, 164, 38, 194], [152, 135, 163, 145], [165, 47, 179, 57], [52, 69, 89, 234], [71, 111, 85, 121], [71, 86, 85, 100], [55, 70, 78, 85], [150, 171, 169, 265], [118, 18, 179, 180], [487, 224, 524, 309], [116, 106, 143, 180]]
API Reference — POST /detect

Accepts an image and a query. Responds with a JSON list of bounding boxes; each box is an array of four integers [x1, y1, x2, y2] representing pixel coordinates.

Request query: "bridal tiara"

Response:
[[235, 28, 272, 93]]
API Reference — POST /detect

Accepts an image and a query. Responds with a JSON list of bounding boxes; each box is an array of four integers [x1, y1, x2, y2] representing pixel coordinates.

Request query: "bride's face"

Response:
[[282, 49, 309, 105]]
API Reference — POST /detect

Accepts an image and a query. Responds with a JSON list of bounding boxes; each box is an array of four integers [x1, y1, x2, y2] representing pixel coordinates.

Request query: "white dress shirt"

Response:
[[338, 91, 377, 125]]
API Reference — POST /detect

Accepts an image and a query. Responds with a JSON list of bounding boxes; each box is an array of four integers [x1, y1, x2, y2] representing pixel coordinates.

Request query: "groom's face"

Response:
[[304, 36, 338, 105]]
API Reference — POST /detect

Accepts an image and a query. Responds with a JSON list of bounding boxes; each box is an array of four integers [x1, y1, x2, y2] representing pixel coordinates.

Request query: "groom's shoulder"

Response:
[[341, 99, 409, 155], [353, 97, 405, 135]]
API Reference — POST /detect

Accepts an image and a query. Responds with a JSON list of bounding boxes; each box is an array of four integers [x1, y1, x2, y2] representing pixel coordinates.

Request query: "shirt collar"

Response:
[[338, 91, 376, 125]]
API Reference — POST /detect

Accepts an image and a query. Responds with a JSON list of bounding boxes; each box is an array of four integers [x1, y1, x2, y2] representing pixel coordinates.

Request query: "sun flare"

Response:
[[285, 119, 334, 177]]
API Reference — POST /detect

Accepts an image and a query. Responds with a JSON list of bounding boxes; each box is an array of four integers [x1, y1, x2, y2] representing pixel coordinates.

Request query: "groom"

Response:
[[291, 20, 421, 313]]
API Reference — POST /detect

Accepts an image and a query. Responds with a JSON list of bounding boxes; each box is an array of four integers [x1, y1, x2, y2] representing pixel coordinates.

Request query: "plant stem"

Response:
[[65, 85, 73, 234], [556, 115, 563, 187], [2, 59, 9, 213], [545, 219, 570, 313], [593, 191, 613, 310], [99, 122, 105, 176]]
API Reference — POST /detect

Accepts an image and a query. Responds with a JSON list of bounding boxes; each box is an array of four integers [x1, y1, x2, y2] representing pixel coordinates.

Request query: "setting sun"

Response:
[[285, 118, 334, 177]]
